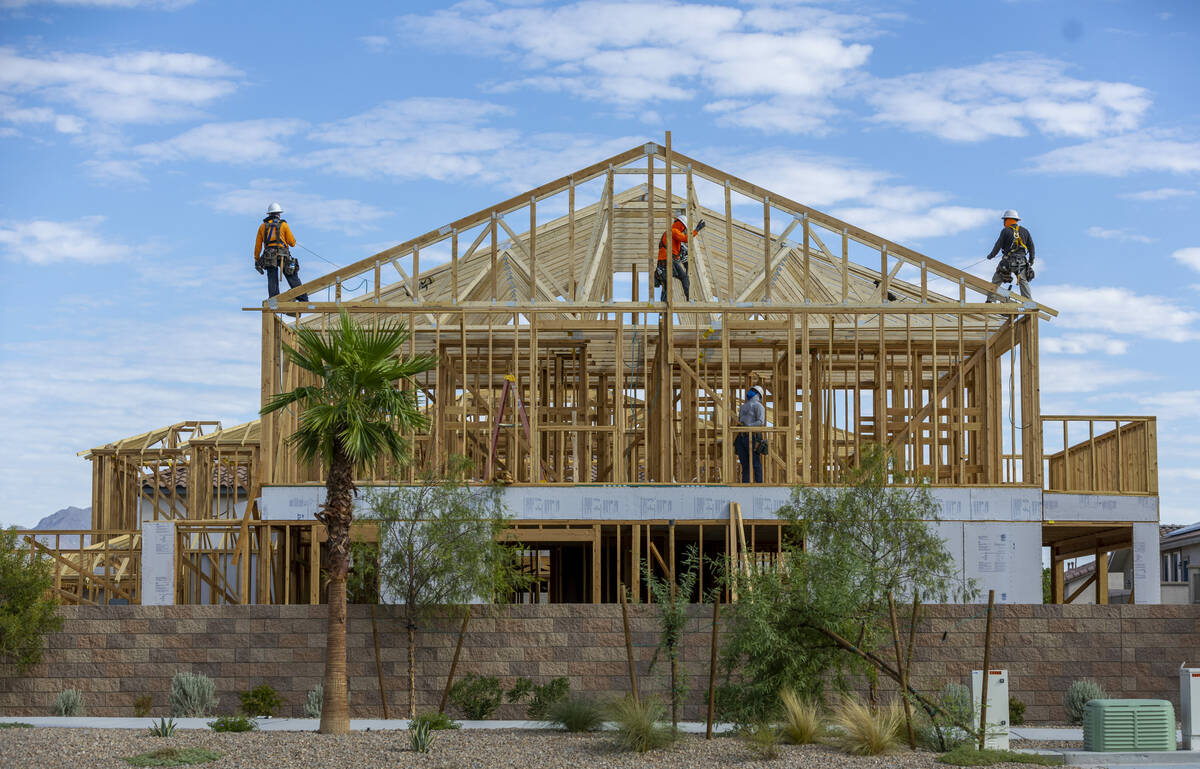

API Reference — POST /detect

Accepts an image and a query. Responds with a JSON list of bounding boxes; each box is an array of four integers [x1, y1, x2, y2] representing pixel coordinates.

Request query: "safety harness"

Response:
[[1007, 224, 1028, 255], [262, 216, 287, 247]]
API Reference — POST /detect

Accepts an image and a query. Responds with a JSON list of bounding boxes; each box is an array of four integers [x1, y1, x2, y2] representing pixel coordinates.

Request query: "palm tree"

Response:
[[261, 310, 435, 734]]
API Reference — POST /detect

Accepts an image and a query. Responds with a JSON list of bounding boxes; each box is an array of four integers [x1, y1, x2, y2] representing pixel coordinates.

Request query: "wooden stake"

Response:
[[619, 583, 639, 703], [706, 596, 721, 739], [888, 593, 915, 749], [369, 603, 390, 719], [979, 589, 995, 750], [439, 610, 472, 714]]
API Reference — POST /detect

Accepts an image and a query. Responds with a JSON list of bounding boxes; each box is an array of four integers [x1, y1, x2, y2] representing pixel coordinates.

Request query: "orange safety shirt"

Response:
[[254, 219, 296, 260], [656, 220, 689, 262]]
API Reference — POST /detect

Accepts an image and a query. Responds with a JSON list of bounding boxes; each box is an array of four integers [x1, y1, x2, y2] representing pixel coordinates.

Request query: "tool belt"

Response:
[[260, 245, 288, 269], [1000, 252, 1033, 281]]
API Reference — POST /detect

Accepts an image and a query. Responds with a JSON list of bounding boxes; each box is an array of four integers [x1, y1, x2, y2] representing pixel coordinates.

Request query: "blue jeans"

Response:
[[734, 433, 762, 483], [266, 265, 308, 301]]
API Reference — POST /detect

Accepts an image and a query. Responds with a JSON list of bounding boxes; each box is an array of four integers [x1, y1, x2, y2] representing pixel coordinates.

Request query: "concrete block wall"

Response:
[[0, 604, 1196, 723]]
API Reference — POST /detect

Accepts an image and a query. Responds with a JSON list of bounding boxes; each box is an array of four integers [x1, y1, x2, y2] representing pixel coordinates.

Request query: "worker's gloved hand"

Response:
[[255, 257, 265, 275], [986, 254, 995, 260], [695, 220, 707, 232]]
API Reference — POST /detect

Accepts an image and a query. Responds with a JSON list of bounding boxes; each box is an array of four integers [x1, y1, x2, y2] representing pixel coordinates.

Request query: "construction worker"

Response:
[[655, 216, 705, 302], [254, 202, 309, 301], [733, 387, 765, 484], [985, 209, 1035, 302]]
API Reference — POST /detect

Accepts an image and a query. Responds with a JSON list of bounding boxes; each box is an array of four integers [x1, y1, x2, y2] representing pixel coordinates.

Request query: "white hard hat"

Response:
[[1001, 209, 1020, 221], [266, 202, 284, 215]]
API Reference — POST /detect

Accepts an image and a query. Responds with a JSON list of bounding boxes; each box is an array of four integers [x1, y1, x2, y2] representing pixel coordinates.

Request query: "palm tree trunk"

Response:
[[408, 623, 417, 718], [318, 445, 355, 734]]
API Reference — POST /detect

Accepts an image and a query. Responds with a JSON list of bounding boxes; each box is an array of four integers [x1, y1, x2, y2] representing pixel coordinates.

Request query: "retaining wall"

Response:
[[1, 604, 1196, 723]]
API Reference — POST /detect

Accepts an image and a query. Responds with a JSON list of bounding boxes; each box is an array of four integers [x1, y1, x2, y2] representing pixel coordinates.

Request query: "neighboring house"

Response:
[[1063, 523, 1197, 604]]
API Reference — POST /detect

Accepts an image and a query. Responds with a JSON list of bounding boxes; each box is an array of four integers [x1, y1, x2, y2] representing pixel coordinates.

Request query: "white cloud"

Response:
[[831, 199, 993, 242], [1085, 225, 1154, 244], [304, 98, 518, 180], [208, 180, 392, 236], [399, 1, 874, 134], [1029, 130, 1200, 176], [1040, 333, 1129, 355], [1172, 247, 1200, 273], [0, 216, 133, 264], [135, 119, 306, 164], [361, 35, 389, 51], [1039, 357, 1148, 394], [83, 158, 148, 184], [1119, 187, 1195, 201], [0, 46, 240, 125], [1135, 390, 1200, 419], [866, 56, 1150, 142], [1039, 284, 1200, 342]]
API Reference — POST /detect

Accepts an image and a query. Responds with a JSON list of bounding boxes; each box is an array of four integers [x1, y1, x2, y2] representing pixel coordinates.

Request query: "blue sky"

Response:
[[1, 0, 1198, 529]]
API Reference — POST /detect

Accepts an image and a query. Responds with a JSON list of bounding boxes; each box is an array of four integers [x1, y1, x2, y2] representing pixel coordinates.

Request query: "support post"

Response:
[[979, 589, 995, 751]]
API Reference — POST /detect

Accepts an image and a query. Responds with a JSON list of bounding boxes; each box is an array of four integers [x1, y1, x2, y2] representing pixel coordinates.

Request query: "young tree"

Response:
[[0, 528, 62, 671], [643, 547, 707, 733], [355, 459, 530, 717], [260, 310, 435, 734], [717, 445, 975, 726]]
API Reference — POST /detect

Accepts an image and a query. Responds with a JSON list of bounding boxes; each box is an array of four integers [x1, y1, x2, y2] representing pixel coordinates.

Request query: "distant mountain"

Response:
[[34, 506, 91, 530]]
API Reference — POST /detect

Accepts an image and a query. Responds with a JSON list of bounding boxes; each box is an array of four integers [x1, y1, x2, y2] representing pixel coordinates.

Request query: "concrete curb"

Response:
[[0, 716, 737, 734]]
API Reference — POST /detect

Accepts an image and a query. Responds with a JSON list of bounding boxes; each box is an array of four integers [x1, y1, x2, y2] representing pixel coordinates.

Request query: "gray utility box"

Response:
[[1083, 699, 1176, 752], [1183, 667, 1200, 750]]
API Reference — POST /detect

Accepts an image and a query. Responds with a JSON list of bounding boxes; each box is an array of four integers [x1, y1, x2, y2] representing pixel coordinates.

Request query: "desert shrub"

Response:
[[609, 696, 674, 753], [505, 677, 532, 703], [743, 722, 782, 759], [0, 527, 63, 672], [780, 688, 824, 744], [409, 719, 435, 754], [239, 684, 282, 717], [147, 717, 177, 738], [938, 744, 1060, 766], [527, 677, 570, 720], [545, 698, 605, 732], [448, 673, 503, 719], [134, 695, 153, 718], [0, 722, 33, 728], [1008, 696, 1025, 726], [53, 688, 84, 716], [1064, 679, 1106, 724], [831, 697, 903, 756], [303, 684, 322, 718], [918, 682, 974, 752], [169, 672, 217, 718], [124, 747, 222, 767], [207, 714, 256, 733], [410, 711, 461, 730]]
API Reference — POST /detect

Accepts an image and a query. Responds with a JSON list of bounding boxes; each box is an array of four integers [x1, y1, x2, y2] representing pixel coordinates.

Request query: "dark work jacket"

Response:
[[986, 225, 1035, 262]]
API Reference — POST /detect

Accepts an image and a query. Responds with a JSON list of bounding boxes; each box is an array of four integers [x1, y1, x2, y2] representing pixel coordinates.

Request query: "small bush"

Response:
[[527, 677, 570, 720], [609, 696, 673, 753], [0, 722, 33, 728], [410, 711, 461, 731], [303, 684, 322, 718], [448, 673, 503, 719], [505, 677, 532, 703], [831, 697, 903, 757], [1064, 678, 1106, 724], [124, 747, 221, 767], [938, 744, 1060, 766], [148, 717, 177, 738], [918, 683, 974, 752], [545, 698, 605, 732], [743, 722, 782, 759], [780, 688, 823, 744], [169, 672, 217, 718], [239, 684, 282, 717], [134, 695, 153, 718], [207, 714, 257, 733], [409, 719, 435, 754], [1008, 696, 1025, 726], [53, 688, 84, 717]]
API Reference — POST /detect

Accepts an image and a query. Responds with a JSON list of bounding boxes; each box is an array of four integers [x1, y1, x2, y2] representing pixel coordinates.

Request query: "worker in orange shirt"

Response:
[[254, 202, 308, 301], [655, 216, 705, 302]]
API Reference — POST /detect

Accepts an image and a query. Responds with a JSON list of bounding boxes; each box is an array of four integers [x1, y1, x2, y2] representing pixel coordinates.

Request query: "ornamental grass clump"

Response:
[[831, 697, 903, 756], [780, 688, 824, 744], [1064, 678, 1106, 724], [743, 722, 782, 759], [545, 697, 606, 733], [169, 672, 217, 718], [52, 688, 84, 716], [410, 711, 461, 731], [610, 696, 674, 753]]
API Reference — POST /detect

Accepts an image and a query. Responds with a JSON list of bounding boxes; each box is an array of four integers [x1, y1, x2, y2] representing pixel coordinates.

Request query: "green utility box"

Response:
[[1083, 699, 1176, 752]]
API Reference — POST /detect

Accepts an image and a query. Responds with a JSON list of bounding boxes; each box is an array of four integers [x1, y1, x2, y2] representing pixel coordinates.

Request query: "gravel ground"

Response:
[[0, 727, 1083, 769]]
